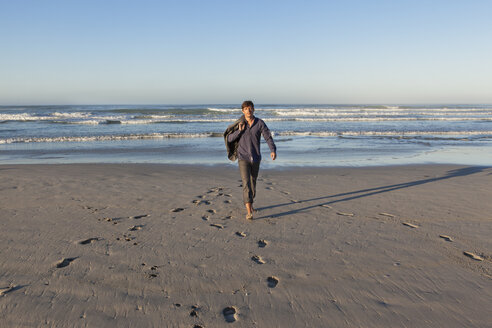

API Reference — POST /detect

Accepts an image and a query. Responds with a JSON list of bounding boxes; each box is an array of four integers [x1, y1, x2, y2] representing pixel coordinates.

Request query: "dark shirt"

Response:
[[227, 117, 276, 163]]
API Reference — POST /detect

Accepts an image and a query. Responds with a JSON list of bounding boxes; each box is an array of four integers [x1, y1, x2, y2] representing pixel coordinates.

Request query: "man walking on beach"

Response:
[[224, 100, 277, 220]]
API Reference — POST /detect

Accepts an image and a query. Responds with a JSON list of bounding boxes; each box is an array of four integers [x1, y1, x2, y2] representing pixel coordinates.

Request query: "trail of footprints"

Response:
[[159, 185, 282, 324], [49, 182, 489, 326], [221, 234, 279, 324], [374, 212, 487, 263], [191, 187, 235, 230], [54, 213, 153, 272], [44, 186, 275, 326], [280, 182, 490, 270], [141, 263, 161, 279], [314, 198, 488, 265], [190, 185, 282, 324]]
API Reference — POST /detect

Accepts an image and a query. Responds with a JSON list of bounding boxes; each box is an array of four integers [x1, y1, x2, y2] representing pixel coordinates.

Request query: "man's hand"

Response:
[[238, 122, 245, 131], [271, 152, 277, 161]]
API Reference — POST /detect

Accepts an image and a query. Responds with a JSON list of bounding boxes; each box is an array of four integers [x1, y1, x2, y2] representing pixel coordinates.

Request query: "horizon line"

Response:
[[2, 102, 492, 107]]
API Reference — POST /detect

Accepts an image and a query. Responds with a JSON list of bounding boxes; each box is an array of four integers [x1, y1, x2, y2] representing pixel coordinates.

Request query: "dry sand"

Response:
[[0, 164, 491, 327]]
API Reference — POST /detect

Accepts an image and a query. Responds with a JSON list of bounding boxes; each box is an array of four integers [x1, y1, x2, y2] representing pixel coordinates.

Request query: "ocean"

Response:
[[1, 104, 491, 167]]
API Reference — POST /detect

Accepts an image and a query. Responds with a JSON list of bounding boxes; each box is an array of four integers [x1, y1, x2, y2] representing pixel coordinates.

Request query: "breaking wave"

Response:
[[0, 133, 224, 144], [2, 130, 491, 144]]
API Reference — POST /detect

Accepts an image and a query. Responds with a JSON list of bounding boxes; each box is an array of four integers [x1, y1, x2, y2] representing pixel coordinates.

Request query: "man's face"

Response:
[[242, 106, 254, 119]]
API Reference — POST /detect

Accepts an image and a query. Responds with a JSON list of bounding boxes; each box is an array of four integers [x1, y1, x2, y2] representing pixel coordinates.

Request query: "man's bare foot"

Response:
[[246, 213, 253, 220]]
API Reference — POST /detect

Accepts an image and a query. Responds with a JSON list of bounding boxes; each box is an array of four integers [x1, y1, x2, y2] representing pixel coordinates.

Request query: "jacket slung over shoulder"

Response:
[[223, 115, 246, 161]]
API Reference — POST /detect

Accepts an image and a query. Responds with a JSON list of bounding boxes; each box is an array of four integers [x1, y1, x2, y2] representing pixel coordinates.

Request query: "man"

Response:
[[225, 100, 277, 220]]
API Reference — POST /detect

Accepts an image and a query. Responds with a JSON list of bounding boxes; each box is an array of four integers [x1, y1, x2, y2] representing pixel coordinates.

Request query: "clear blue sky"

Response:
[[1, 0, 491, 105]]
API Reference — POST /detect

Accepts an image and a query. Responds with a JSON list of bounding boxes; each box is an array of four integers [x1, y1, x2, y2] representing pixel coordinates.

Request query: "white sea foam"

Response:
[[54, 120, 102, 125], [208, 107, 241, 112], [276, 131, 492, 137], [3, 108, 490, 124], [51, 112, 91, 118], [0, 114, 53, 121], [51, 117, 237, 124], [0, 113, 122, 122], [2, 130, 490, 144], [289, 117, 492, 122], [134, 115, 173, 119], [161, 118, 236, 123], [272, 108, 492, 117], [0, 132, 219, 144]]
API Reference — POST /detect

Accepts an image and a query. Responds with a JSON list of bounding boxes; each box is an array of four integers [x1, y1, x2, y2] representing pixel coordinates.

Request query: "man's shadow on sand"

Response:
[[254, 166, 489, 220]]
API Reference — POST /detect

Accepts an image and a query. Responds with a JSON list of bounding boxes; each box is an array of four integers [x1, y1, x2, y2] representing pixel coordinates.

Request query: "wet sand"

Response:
[[0, 164, 491, 327]]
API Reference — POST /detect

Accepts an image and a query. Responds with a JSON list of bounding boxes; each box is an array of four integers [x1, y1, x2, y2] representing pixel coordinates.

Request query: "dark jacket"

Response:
[[223, 115, 246, 161]]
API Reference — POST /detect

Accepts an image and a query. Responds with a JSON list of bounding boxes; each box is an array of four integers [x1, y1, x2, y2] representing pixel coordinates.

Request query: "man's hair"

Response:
[[241, 100, 254, 110]]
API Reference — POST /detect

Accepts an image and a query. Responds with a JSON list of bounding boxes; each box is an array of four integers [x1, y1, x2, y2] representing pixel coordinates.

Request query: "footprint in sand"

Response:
[[336, 212, 354, 217], [132, 214, 149, 219], [170, 208, 185, 213], [102, 217, 125, 224], [402, 222, 419, 228], [79, 238, 99, 245], [463, 251, 484, 261], [210, 223, 224, 229], [56, 257, 77, 268], [223, 200, 232, 204], [124, 235, 135, 242], [379, 213, 395, 218], [223, 306, 238, 323], [207, 209, 216, 214], [83, 206, 100, 213], [265, 186, 274, 190], [208, 187, 224, 194], [320, 204, 332, 209], [202, 216, 209, 221], [258, 240, 268, 248], [252, 255, 265, 264], [439, 235, 453, 242], [0, 285, 17, 296], [189, 305, 201, 318], [129, 225, 144, 231], [193, 200, 211, 206], [267, 276, 279, 288], [116, 234, 136, 242], [236, 231, 246, 237], [281, 191, 290, 195]]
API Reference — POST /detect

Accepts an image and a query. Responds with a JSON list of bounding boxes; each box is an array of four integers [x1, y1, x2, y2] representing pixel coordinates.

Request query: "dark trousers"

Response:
[[239, 160, 260, 204]]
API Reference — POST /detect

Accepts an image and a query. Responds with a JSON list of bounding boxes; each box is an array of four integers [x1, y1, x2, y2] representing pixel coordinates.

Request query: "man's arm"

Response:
[[261, 121, 276, 160]]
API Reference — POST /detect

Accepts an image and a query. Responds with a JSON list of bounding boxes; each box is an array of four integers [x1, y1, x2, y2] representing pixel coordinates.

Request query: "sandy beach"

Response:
[[0, 163, 491, 327]]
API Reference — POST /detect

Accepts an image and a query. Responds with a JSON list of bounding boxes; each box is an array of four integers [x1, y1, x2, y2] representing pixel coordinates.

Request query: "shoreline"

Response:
[[1, 163, 491, 327], [1, 161, 491, 169]]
